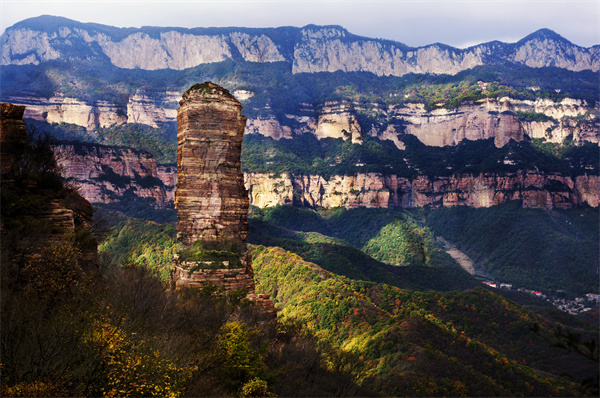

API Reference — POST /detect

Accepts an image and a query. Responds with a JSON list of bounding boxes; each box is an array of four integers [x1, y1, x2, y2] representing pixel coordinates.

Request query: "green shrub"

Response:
[[178, 240, 244, 268]]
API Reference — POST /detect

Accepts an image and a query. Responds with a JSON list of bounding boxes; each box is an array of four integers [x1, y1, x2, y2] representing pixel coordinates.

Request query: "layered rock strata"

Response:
[[173, 83, 275, 317], [175, 82, 249, 247], [53, 143, 170, 206], [245, 171, 599, 210], [0, 103, 28, 177], [0, 103, 97, 264]]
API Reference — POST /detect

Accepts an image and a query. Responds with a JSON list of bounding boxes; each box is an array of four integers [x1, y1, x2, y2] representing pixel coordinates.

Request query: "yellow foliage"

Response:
[[2, 381, 68, 397], [86, 321, 192, 397]]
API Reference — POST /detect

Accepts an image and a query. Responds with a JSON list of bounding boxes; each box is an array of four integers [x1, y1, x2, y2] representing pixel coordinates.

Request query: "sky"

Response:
[[0, 0, 598, 48]]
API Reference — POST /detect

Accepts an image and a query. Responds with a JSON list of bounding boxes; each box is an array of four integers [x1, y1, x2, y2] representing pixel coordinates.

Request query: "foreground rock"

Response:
[[0, 102, 97, 264], [173, 83, 275, 318]]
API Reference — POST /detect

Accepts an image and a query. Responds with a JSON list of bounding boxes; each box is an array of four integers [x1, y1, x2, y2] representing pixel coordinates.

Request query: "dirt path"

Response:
[[437, 237, 475, 275]]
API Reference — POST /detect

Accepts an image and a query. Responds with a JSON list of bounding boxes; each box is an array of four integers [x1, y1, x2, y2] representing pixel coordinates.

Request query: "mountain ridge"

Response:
[[3, 15, 597, 75]]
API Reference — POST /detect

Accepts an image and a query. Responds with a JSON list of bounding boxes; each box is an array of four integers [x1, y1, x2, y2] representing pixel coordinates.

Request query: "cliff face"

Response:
[[54, 143, 170, 206], [1, 102, 97, 264], [11, 93, 597, 147], [247, 97, 598, 148], [3, 17, 597, 75], [53, 144, 598, 211], [57, 140, 597, 211], [11, 92, 178, 131], [244, 172, 600, 210], [291, 27, 599, 76]]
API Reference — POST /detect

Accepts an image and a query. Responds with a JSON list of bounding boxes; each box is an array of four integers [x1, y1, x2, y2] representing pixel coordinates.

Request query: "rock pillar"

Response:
[[175, 82, 249, 248], [173, 83, 277, 318]]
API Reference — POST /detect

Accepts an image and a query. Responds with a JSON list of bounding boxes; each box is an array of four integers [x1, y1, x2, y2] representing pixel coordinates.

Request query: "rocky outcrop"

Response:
[[126, 91, 180, 127], [0, 102, 97, 264], [314, 101, 363, 144], [53, 143, 170, 206], [0, 103, 28, 177], [3, 17, 597, 75], [175, 82, 249, 247], [244, 171, 599, 210], [245, 116, 293, 140], [9, 93, 597, 147], [174, 83, 275, 318]]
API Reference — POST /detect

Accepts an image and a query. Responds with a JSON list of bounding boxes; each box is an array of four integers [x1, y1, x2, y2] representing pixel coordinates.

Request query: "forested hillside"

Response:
[[84, 208, 599, 396]]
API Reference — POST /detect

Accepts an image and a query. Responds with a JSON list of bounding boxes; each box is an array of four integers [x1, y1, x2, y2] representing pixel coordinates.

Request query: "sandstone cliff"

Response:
[[244, 171, 599, 210], [56, 144, 598, 211], [3, 17, 597, 75], [53, 142, 170, 206], [1, 102, 97, 264], [11, 93, 597, 147], [248, 97, 598, 148]]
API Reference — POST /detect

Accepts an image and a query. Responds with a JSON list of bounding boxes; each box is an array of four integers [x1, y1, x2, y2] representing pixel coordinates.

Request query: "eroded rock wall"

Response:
[[54, 143, 170, 206], [245, 171, 599, 210], [0, 102, 98, 264], [4, 20, 596, 74], [5, 93, 597, 147]]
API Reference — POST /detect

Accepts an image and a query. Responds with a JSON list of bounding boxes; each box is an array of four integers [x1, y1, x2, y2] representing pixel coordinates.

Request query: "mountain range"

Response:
[[1, 16, 599, 397], [2, 16, 599, 75]]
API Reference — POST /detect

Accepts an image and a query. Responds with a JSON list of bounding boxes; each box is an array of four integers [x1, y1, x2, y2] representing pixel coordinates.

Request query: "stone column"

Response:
[[175, 82, 249, 249]]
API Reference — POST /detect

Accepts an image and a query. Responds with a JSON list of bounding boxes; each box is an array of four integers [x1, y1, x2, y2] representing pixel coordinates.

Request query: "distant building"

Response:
[[482, 281, 497, 288], [477, 81, 491, 90], [585, 293, 600, 302]]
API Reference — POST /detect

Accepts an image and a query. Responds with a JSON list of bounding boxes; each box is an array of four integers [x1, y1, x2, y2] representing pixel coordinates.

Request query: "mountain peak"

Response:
[[11, 15, 77, 32], [518, 28, 572, 45]]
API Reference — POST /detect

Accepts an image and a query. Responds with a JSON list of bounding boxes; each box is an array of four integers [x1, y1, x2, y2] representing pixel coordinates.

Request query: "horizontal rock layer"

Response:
[[53, 140, 598, 210], [175, 83, 249, 247], [53, 143, 170, 206], [55, 145, 598, 210], [8, 94, 598, 147], [244, 171, 600, 209]]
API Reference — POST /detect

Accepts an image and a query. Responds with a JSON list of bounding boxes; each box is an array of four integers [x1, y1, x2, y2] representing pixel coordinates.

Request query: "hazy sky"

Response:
[[1, 0, 598, 48]]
